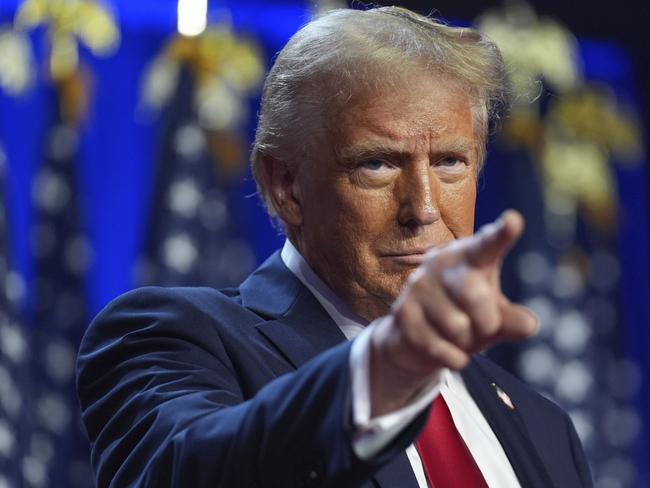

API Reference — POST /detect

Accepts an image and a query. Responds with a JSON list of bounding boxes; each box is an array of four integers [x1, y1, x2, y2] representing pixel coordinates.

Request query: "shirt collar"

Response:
[[281, 239, 368, 339]]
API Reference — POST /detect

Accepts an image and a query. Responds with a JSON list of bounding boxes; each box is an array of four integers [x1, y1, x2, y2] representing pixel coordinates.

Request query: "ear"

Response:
[[259, 154, 303, 226]]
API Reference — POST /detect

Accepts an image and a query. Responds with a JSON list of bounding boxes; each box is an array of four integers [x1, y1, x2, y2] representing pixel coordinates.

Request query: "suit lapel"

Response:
[[254, 288, 347, 368], [241, 251, 347, 368], [462, 358, 556, 488], [240, 252, 419, 488]]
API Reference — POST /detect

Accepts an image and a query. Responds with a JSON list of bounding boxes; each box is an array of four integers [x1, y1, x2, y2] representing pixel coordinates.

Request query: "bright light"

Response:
[[177, 0, 208, 37]]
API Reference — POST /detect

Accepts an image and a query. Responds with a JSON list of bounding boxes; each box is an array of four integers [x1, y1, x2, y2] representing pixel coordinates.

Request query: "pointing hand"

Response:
[[369, 210, 538, 415]]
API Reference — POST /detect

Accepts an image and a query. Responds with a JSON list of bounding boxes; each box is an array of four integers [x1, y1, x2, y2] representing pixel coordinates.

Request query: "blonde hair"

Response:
[[251, 6, 511, 217]]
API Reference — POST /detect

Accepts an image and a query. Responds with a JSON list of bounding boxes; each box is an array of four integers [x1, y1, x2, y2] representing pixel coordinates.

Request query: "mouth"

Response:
[[380, 249, 430, 266]]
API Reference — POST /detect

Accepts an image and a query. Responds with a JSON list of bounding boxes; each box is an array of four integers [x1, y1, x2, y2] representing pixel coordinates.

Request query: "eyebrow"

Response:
[[335, 139, 478, 163], [439, 140, 478, 155], [335, 144, 404, 163]]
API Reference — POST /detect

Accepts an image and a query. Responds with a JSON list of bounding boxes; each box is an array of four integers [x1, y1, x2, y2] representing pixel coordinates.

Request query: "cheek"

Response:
[[331, 186, 396, 234], [440, 180, 476, 236], [303, 189, 376, 254]]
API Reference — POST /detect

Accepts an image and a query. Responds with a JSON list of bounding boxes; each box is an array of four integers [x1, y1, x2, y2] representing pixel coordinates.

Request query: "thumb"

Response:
[[467, 210, 525, 268], [496, 299, 540, 342]]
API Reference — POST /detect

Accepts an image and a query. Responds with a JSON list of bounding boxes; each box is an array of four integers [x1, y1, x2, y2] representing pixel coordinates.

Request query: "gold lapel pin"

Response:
[[491, 383, 515, 410]]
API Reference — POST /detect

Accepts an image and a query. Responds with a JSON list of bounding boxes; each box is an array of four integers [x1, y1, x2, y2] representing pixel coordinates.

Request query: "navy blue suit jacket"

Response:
[[77, 251, 592, 487]]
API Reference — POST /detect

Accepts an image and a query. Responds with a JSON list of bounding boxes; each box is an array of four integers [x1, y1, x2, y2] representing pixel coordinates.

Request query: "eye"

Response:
[[353, 158, 397, 186], [360, 159, 387, 170], [437, 156, 463, 167]]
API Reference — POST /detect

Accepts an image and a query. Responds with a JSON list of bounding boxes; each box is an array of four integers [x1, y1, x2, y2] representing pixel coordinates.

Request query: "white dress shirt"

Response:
[[281, 240, 521, 488]]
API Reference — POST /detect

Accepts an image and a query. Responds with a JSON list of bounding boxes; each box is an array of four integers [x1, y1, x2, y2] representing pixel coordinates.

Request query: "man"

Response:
[[77, 6, 592, 487]]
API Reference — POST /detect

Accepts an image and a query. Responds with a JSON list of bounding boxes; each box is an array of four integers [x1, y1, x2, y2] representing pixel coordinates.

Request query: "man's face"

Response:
[[292, 74, 479, 321]]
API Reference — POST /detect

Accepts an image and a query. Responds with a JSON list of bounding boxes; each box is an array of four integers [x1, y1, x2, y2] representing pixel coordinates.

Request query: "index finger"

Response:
[[466, 209, 525, 267]]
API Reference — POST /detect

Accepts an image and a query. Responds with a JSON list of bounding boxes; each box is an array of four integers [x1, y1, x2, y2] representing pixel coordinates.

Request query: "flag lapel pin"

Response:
[[491, 382, 515, 410]]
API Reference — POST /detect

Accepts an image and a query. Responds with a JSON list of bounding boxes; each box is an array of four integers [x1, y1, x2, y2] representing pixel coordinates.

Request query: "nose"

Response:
[[397, 162, 440, 228]]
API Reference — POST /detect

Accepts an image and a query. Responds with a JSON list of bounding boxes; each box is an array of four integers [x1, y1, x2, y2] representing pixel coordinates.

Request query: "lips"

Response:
[[380, 249, 430, 266], [383, 254, 425, 265]]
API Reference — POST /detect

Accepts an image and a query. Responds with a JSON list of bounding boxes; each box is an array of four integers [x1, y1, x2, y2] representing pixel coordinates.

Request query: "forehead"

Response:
[[330, 74, 478, 155]]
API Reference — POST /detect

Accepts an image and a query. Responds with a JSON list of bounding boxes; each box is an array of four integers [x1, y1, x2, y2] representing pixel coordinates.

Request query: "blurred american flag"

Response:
[[25, 100, 93, 487], [136, 66, 255, 289], [0, 140, 30, 488]]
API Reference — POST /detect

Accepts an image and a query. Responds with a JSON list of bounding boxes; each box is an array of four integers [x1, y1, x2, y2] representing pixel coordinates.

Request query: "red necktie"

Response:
[[415, 396, 489, 488]]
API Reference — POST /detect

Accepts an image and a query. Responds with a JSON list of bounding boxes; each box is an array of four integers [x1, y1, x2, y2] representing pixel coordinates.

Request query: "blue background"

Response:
[[0, 0, 648, 485]]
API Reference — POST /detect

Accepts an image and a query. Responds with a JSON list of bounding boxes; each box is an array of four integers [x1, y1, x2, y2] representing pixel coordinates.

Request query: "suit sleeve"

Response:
[[76, 287, 421, 488]]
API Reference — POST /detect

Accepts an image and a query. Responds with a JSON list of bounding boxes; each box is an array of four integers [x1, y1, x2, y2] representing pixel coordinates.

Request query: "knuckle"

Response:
[[461, 277, 492, 305], [429, 341, 468, 370], [443, 313, 471, 344], [473, 307, 501, 339], [424, 335, 470, 371], [478, 313, 500, 337], [449, 353, 470, 370], [426, 338, 446, 361], [450, 311, 471, 330]]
